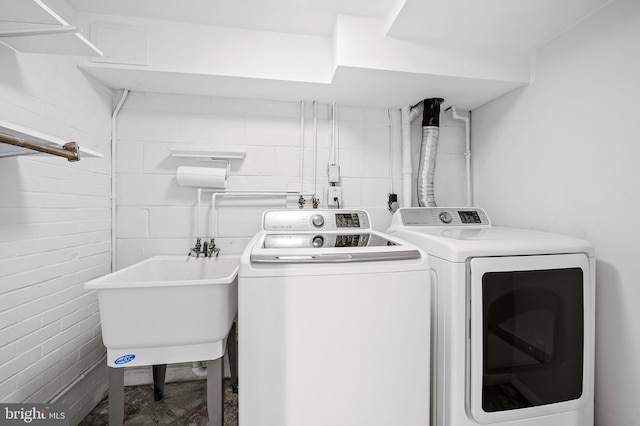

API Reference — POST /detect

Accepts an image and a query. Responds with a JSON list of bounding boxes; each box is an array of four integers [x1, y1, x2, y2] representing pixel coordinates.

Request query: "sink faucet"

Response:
[[188, 237, 220, 258], [205, 238, 220, 258], [189, 238, 203, 257]]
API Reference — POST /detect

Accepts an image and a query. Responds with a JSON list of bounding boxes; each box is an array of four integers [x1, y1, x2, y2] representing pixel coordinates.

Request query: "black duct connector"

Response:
[[421, 98, 444, 127]]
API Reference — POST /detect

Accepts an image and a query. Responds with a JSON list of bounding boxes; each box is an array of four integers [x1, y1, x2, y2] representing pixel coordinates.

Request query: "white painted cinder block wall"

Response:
[[115, 93, 467, 269], [0, 49, 113, 423], [0, 34, 467, 426], [472, 1, 640, 425]]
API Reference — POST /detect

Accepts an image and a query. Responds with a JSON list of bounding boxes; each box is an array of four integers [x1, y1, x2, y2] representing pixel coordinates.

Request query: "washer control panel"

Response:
[[263, 209, 371, 231], [397, 207, 491, 227]]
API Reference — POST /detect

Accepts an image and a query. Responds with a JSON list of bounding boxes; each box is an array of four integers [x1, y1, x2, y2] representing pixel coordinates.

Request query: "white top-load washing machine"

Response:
[[387, 207, 595, 426], [239, 209, 431, 426]]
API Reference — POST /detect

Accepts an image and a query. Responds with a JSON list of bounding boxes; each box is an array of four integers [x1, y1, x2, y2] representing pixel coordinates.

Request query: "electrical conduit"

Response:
[[300, 101, 305, 194], [111, 89, 129, 272]]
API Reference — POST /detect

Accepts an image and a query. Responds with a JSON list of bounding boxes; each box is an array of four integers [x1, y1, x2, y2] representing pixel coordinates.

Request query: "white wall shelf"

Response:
[[0, 120, 103, 161], [169, 149, 246, 161]]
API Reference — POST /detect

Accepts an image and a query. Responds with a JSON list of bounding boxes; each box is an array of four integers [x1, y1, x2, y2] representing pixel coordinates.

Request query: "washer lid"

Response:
[[387, 207, 594, 261], [388, 225, 594, 261], [262, 232, 395, 248], [250, 231, 421, 263]]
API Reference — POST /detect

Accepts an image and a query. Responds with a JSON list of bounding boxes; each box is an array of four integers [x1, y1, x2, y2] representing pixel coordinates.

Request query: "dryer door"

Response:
[[468, 253, 592, 424]]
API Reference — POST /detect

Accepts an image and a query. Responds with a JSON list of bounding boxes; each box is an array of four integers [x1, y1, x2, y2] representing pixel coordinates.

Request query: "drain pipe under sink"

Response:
[[192, 361, 208, 377]]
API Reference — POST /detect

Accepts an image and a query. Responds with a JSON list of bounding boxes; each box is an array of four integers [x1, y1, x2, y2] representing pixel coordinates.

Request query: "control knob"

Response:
[[312, 235, 324, 248], [439, 211, 453, 224], [311, 214, 325, 228]]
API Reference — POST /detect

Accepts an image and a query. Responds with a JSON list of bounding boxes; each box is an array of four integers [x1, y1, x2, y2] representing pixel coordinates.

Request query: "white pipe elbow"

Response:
[[192, 361, 208, 377]]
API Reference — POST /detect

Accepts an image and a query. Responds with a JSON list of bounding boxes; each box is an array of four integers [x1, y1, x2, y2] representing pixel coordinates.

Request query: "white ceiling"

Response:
[[387, 0, 612, 50], [67, 0, 397, 37], [67, 0, 612, 50], [32, 0, 614, 108]]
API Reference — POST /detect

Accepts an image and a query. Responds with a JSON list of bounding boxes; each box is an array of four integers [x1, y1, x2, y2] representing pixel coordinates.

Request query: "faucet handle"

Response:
[[206, 237, 220, 258], [189, 237, 203, 257]]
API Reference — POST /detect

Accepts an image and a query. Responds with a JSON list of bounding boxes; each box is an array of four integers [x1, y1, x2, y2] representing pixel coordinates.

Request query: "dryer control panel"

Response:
[[394, 207, 491, 227], [263, 209, 371, 231]]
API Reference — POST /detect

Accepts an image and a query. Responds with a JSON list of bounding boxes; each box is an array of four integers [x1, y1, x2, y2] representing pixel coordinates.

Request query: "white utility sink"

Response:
[[86, 255, 239, 367]]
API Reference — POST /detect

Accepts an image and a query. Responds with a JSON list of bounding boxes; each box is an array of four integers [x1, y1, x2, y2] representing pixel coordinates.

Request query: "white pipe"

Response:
[[449, 106, 472, 206], [210, 191, 313, 237], [400, 105, 421, 208], [328, 104, 334, 166], [50, 356, 106, 403], [299, 101, 305, 194], [111, 89, 129, 272], [313, 100, 318, 197], [192, 361, 208, 377], [388, 109, 394, 194], [197, 188, 203, 237], [334, 103, 340, 167]]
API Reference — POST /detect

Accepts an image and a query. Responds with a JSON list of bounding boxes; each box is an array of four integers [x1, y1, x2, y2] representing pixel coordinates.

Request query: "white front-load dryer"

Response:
[[239, 209, 431, 426], [387, 207, 595, 426]]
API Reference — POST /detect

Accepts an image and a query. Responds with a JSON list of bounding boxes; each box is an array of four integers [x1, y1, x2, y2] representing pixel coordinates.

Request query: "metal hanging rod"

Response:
[[0, 131, 80, 162]]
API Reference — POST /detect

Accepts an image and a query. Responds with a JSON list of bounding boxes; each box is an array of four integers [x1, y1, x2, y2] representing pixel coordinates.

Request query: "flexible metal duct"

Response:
[[417, 98, 444, 207]]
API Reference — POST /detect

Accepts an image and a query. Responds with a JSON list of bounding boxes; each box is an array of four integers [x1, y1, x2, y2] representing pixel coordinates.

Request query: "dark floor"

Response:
[[79, 379, 238, 426]]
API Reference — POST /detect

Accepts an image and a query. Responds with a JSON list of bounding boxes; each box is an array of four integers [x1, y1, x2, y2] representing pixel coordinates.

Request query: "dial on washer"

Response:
[[311, 214, 325, 227], [439, 211, 453, 224], [312, 236, 324, 248]]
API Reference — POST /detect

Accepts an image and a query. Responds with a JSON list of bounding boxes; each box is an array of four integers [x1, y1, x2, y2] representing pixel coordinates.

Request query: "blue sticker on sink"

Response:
[[115, 354, 136, 365]]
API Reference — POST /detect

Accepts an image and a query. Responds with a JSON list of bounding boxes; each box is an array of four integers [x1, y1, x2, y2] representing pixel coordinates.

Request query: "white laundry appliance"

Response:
[[387, 207, 595, 426], [238, 209, 431, 426]]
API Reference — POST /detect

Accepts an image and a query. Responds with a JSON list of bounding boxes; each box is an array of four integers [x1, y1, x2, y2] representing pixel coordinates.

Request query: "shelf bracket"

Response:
[[0, 132, 80, 162], [0, 25, 81, 38]]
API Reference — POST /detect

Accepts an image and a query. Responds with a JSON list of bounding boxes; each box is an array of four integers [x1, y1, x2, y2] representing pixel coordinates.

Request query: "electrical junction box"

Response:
[[328, 165, 340, 184]]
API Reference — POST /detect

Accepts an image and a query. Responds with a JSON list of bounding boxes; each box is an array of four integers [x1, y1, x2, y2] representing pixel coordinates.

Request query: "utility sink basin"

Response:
[[86, 255, 239, 367]]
